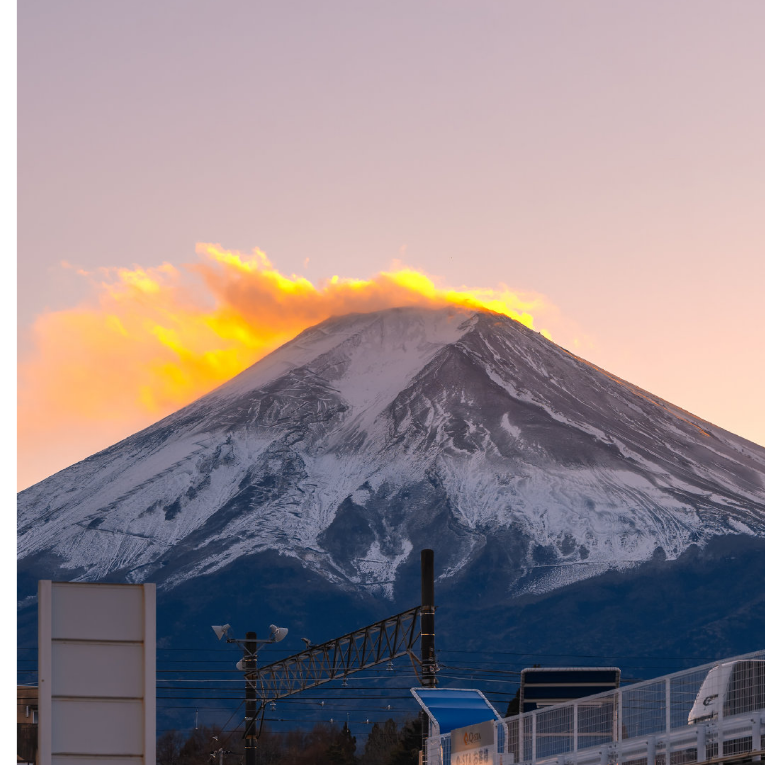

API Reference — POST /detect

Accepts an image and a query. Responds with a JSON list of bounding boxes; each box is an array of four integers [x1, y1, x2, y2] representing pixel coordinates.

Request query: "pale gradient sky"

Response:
[[18, 1, 765, 489]]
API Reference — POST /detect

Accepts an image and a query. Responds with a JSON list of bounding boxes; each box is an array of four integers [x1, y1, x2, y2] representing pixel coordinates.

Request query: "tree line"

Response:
[[157, 716, 424, 765]]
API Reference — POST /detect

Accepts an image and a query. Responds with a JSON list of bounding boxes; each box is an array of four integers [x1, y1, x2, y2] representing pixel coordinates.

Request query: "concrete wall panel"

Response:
[[51, 584, 145, 641], [52, 642, 144, 698], [53, 759, 144, 765], [39, 581, 156, 765], [52, 699, 144, 755]]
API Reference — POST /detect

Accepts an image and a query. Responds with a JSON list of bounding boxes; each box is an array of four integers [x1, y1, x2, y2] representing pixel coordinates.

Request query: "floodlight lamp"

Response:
[[269, 624, 288, 642], [212, 624, 231, 641], [236, 658, 244, 671]]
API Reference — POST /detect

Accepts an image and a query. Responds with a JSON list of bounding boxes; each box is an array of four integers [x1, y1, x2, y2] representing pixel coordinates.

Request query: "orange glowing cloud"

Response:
[[18, 245, 558, 489]]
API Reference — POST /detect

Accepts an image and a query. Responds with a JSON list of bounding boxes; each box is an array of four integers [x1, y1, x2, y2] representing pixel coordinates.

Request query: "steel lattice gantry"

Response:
[[248, 605, 423, 717]]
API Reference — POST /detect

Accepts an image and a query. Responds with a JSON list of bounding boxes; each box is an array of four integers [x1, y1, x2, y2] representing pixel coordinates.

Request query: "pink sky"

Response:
[[17, 1, 765, 489]]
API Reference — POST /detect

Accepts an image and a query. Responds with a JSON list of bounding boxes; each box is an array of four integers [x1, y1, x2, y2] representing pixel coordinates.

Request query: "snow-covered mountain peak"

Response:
[[204, 305, 478, 406], [17, 306, 765, 601]]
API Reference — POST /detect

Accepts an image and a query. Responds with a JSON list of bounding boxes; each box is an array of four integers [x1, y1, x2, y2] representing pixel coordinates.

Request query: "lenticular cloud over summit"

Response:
[[18, 306, 765, 602], [18, 245, 556, 489]]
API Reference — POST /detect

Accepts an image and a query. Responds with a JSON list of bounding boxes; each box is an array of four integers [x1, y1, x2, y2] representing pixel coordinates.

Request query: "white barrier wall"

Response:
[[427, 649, 765, 765], [38, 581, 156, 765]]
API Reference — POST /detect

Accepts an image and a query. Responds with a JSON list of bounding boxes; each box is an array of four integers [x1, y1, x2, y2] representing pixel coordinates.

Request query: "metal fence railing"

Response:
[[428, 650, 765, 765]]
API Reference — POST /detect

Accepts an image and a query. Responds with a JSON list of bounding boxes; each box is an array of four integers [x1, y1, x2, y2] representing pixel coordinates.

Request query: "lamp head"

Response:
[[269, 624, 288, 642], [212, 624, 231, 641]]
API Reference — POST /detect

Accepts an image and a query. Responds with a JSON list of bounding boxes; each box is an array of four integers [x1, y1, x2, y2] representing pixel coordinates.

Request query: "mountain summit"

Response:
[[18, 306, 765, 603]]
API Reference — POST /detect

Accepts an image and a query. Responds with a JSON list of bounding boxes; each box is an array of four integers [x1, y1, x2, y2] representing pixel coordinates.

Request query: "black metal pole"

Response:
[[244, 632, 257, 765], [420, 549, 436, 765], [420, 549, 436, 688]]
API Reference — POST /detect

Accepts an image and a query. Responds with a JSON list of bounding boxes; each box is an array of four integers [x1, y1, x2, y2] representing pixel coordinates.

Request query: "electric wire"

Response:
[[16, 641, 709, 744]]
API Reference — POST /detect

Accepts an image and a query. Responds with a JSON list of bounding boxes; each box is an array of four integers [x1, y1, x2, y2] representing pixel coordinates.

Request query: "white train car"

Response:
[[688, 659, 765, 724]]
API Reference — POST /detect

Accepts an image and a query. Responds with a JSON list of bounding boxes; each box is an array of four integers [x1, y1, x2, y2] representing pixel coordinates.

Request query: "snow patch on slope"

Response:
[[17, 306, 765, 601]]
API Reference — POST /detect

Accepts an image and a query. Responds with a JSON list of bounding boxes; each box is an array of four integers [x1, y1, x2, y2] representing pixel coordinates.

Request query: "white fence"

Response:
[[428, 650, 765, 765]]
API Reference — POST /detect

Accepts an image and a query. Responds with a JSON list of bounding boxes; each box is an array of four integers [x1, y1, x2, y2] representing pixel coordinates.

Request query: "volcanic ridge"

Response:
[[17, 306, 765, 609]]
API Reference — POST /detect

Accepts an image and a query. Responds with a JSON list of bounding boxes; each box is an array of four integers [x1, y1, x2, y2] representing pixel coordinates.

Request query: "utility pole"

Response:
[[244, 632, 257, 765], [420, 549, 436, 688], [420, 549, 436, 765], [211, 623, 288, 765], [212, 557, 435, 761]]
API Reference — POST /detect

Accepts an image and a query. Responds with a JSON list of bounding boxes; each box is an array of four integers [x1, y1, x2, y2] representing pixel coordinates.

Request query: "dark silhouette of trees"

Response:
[[326, 721, 357, 765], [386, 717, 423, 765], [361, 720, 400, 765], [156, 717, 417, 765], [505, 688, 520, 718], [158, 724, 243, 765], [157, 729, 184, 765]]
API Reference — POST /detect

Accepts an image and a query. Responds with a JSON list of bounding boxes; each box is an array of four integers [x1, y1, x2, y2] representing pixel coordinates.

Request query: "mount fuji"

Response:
[[17, 306, 765, 661]]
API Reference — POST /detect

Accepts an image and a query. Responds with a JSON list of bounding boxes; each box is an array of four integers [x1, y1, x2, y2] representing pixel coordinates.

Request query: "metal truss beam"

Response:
[[243, 605, 424, 737], [251, 605, 423, 706]]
